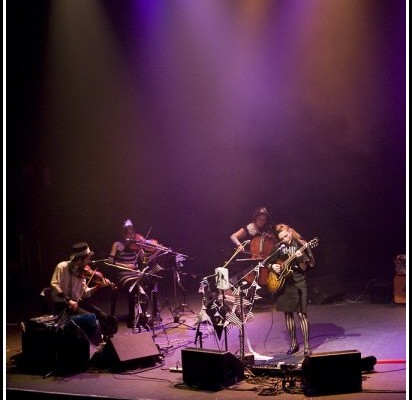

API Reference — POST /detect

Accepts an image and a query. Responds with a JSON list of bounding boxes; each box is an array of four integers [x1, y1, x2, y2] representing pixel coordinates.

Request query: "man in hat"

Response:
[[50, 242, 117, 341]]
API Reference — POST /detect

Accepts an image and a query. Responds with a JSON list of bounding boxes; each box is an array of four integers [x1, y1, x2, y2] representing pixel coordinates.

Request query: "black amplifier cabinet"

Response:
[[302, 350, 362, 396], [21, 315, 90, 374], [181, 348, 244, 391]]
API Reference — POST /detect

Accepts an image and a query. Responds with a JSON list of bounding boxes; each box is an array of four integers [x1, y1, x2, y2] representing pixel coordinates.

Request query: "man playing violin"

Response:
[[50, 242, 117, 342]]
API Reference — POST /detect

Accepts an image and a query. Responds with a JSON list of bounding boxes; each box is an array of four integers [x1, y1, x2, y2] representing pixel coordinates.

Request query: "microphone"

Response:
[[264, 243, 286, 264], [125, 238, 139, 243], [91, 259, 108, 264], [202, 273, 218, 280], [274, 244, 286, 255]]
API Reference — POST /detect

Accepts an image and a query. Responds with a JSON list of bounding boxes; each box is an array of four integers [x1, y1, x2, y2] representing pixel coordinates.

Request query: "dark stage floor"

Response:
[[5, 282, 407, 400]]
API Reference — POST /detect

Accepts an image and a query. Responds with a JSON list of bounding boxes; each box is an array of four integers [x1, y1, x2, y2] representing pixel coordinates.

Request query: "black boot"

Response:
[[103, 315, 118, 337]]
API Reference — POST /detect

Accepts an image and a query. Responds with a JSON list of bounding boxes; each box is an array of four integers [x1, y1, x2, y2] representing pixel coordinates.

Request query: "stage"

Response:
[[5, 286, 407, 400]]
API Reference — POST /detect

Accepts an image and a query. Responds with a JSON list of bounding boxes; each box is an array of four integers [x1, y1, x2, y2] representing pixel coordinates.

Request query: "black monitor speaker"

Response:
[[101, 332, 160, 370], [302, 350, 362, 396], [21, 315, 90, 374], [181, 348, 244, 391]]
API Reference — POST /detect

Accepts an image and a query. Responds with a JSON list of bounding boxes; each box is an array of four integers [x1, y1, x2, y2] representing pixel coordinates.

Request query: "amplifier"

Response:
[[21, 314, 90, 374], [22, 314, 59, 334], [182, 348, 244, 390], [302, 350, 362, 396], [394, 274, 406, 304]]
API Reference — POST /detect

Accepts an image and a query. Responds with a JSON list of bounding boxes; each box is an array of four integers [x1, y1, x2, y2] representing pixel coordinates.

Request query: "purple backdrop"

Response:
[[7, 0, 406, 295]]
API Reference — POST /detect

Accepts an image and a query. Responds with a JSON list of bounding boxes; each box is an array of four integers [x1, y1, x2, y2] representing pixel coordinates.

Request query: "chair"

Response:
[[40, 287, 56, 315]]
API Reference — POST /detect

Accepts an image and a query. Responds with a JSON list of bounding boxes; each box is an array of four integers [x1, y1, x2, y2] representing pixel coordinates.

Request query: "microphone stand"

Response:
[[194, 281, 207, 349], [171, 259, 196, 319], [217, 288, 229, 352], [239, 284, 246, 364], [231, 243, 285, 288], [215, 268, 231, 352], [221, 240, 251, 269], [261, 243, 285, 265], [157, 256, 195, 331], [193, 241, 249, 351]]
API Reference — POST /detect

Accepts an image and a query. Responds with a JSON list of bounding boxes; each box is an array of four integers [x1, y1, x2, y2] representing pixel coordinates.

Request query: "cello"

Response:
[[244, 234, 276, 285]]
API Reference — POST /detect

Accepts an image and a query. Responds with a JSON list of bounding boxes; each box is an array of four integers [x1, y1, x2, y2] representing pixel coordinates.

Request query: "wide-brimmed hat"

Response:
[[71, 242, 94, 259]]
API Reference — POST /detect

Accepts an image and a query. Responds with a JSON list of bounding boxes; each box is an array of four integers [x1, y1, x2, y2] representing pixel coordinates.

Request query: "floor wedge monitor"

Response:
[[182, 347, 244, 391], [104, 332, 160, 370], [302, 349, 362, 396]]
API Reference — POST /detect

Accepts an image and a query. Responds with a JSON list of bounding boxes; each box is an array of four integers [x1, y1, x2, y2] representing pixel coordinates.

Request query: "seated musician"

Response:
[[229, 207, 276, 286], [107, 219, 144, 327], [50, 242, 117, 343], [107, 219, 164, 328], [230, 207, 275, 252]]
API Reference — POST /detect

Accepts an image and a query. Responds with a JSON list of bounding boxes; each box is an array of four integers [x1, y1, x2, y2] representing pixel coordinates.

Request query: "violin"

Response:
[[125, 233, 146, 252], [128, 237, 169, 254], [124, 236, 188, 258], [78, 265, 115, 289], [140, 238, 164, 254]]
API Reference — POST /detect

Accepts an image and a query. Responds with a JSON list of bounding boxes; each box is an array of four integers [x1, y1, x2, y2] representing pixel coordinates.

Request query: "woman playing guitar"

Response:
[[267, 224, 316, 357]]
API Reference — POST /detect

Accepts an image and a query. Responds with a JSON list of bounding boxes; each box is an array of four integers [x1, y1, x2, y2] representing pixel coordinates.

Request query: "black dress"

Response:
[[272, 239, 314, 313]]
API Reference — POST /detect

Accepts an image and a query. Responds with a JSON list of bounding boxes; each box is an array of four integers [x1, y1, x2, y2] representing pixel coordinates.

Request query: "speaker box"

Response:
[[393, 275, 406, 304], [308, 275, 346, 304], [21, 315, 90, 374], [102, 332, 160, 370], [181, 347, 244, 391], [302, 350, 362, 396]]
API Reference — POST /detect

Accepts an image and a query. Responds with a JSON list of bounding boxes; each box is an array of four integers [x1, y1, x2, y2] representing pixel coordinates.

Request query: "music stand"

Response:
[[139, 255, 172, 336], [170, 257, 196, 328], [130, 280, 151, 334], [128, 267, 164, 335]]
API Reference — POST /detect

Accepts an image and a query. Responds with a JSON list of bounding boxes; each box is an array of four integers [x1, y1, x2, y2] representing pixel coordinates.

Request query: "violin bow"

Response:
[[221, 240, 251, 269]]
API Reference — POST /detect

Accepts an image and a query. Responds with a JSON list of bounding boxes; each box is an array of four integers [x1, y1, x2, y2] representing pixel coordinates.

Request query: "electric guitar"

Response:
[[266, 237, 319, 293]]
